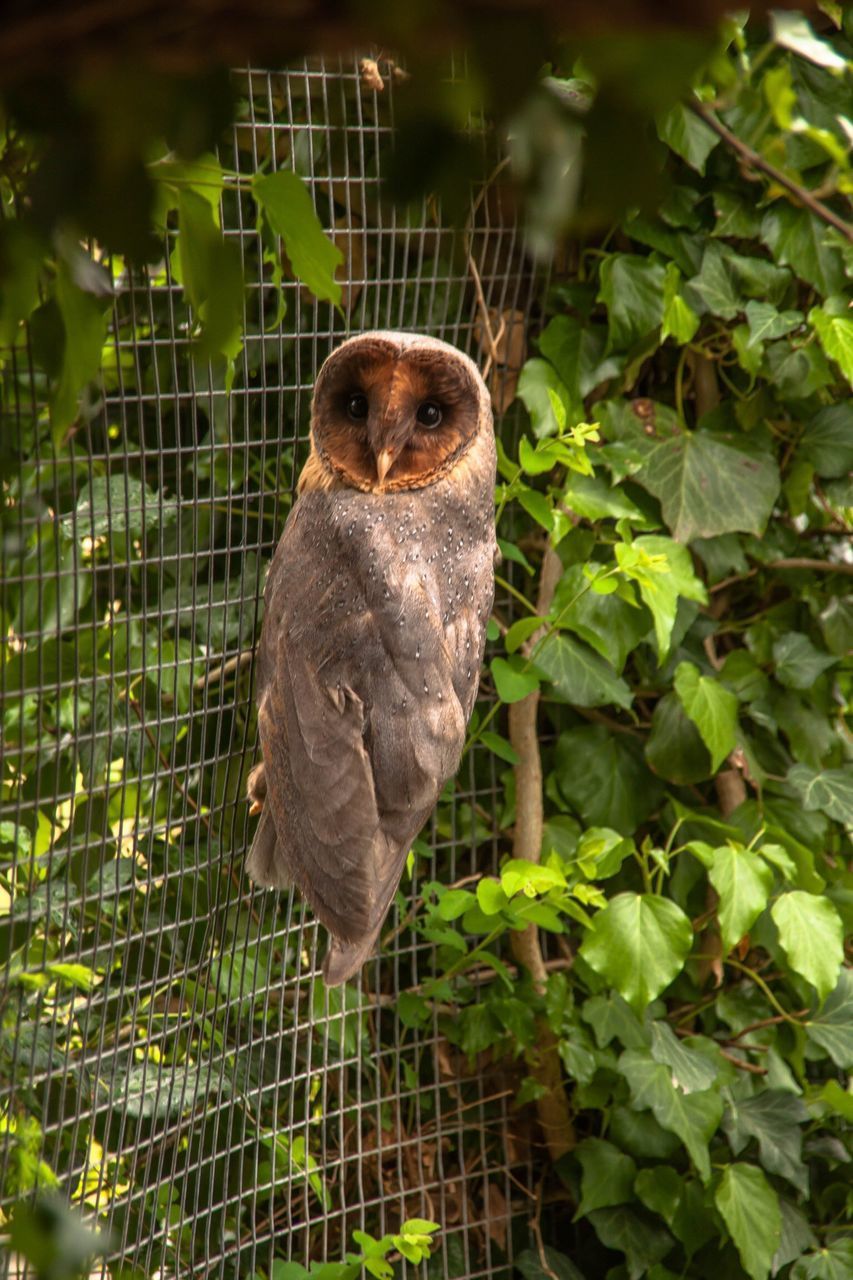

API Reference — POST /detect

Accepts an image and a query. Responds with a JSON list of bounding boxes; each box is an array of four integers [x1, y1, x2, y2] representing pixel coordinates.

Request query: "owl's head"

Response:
[[310, 331, 492, 493]]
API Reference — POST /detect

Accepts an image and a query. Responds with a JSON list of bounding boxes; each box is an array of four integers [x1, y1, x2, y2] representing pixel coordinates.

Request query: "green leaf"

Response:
[[588, 1206, 674, 1280], [515, 1247, 586, 1280], [799, 403, 853, 478], [476, 877, 509, 915], [685, 241, 743, 319], [722, 1090, 809, 1195], [805, 969, 853, 1068], [574, 1137, 637, 1217], [252, 170, 342, 305], [810, 304, 853, 385], [517, 358, 572, 438], [632, 429, 781, 543], [773, 633, 837, 690], [773, 1200, 818, 1278], [715, 1164, 781, 1280], [771, 11, 848, 68], [562, 472, 647, 522], [598, 254, 666, 351], [657, 103, 719, 173], [792, 1242, 853, 1280], [532, 631, 633, 710], [618, 1049, 723, 1181], [786, 764, 853, 823], [673, 662, 738, 772], [579, 892, 693, 1012], [0, 221, 43, 345], [634, 1166, 683, 1225], [744, 300, 803, 348], [649, 1021, 719, 1094], [539, 313, 619, 403], [51, 262, 109, 434], [646, 693, 713, 785], [772, 892, 844, 1001], [490, 656, 539, 703], [760, 205, 847, 296], [661, 262, 700, 344], [616, 535, 707, 662], [478, 731, 519, 765], [708, 844, 773, 951], [504, 616, 543, 654], [176, 188, 244, 359], [556, 725, 662, 836], [550, 565, 648, 673]]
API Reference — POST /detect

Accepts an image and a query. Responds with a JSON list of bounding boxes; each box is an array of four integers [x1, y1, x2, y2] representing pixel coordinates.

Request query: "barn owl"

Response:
[[246, 331, 497, 985]]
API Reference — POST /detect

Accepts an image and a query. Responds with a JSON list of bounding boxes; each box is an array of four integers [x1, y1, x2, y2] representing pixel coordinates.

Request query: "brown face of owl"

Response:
[[310, 335, 482, 492]]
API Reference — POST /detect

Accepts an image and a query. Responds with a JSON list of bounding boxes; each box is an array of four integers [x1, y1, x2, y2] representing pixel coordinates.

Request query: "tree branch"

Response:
[[687, 99, 853, 244], [507, 545, 575, 1161]]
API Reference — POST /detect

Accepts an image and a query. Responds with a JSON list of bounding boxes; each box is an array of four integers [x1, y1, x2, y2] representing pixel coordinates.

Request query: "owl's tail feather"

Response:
[[322, 925, 383, 987], [245, 804, 291, 890]]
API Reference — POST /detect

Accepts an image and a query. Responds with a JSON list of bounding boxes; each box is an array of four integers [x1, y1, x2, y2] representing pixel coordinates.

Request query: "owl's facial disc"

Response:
[[312, 337, 483, 493]]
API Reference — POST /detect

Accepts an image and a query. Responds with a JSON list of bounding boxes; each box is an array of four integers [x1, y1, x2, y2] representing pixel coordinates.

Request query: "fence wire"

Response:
[[0, 59, 541, 1279]]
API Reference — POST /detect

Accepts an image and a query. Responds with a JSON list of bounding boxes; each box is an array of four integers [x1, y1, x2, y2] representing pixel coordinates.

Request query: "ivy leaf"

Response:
[[723, 1090, 809, 1195], [490, 656, 539, 703], [809, 304, 853, 385], [616, 535, 707, 661], [786, 764, 853, 824], [684, 241, 742, 319], [574, 1137, 637, 1217], [708, 844, 773, 951], [773, 633, 837, 689], [656, 103, 719, 173], [661, 262, 700, 344], [598, 254, 666, 351], [649, 1021, 719, 1094], [771, 12, 848, 68], [744, 300, 803, 348], [805, 969, 853, 1069], [176, 188, 243, 360], [478, 731, 519, 765], [557, 725, 663, 836], [533, 632, 633, 710], [515, 1248, 586, 1280], [618, 1049, 723, 1181], [760, 205, 847, 296], [587, 1206, 674, 1280], [517, 358, 572, 438], [771, 891, 844, 1002], [579, 893, 693, 1012], [551, 566, 648, 673], [51, 262, 109, 436], [538, 313, 618, 403], [714, 1163, 782, 1280], [632, 429, 781, 542], [799, 403, 853, 478], [792, 1241, 853, 1280], [646, 693, 713, 785], [252, 170, 343, 305], [673, 662, 738, 772]]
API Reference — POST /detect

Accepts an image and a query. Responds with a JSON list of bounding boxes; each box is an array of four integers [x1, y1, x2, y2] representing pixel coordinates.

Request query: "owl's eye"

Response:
[[346, 393, 369, 421], [416, 400, 442, 428]]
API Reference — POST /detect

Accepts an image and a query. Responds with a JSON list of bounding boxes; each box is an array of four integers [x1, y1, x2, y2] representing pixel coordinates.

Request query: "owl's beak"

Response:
[[375, 447, 395, 486]]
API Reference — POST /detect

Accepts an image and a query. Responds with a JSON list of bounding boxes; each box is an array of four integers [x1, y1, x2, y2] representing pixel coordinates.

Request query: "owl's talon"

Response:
[[248, 799, 263, 815]]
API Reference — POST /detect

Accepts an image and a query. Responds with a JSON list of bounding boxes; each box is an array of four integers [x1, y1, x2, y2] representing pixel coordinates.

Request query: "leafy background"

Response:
[[1, 9, 852, 1280]]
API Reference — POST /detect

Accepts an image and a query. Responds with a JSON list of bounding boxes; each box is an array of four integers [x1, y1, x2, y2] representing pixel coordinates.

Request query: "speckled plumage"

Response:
[[246, 332, 497, 985]]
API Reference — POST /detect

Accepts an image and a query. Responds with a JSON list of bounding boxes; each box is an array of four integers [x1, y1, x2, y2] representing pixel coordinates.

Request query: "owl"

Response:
[[245, 331, 497, 985]]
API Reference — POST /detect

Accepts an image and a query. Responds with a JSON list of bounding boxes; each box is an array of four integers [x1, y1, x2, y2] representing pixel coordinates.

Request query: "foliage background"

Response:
[[1, 9, 852, 1280]]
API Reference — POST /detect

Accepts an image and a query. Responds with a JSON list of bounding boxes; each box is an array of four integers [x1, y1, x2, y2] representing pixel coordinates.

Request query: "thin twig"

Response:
[[193, 648, 254, 690], [688, 99, 853, 243], [710, 558, 853, 593], [530, 1179, 560, 1280]]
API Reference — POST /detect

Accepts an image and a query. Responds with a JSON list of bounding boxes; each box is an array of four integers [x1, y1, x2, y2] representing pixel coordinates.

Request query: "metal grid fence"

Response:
[[0, 59, 539, 1279]]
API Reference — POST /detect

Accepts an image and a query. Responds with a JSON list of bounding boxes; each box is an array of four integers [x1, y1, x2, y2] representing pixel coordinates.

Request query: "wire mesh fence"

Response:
[[1, 58, 541, 1279]]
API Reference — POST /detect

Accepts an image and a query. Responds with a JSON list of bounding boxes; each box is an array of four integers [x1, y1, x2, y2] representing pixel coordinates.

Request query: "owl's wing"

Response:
[[257, 631, 385, 943]]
